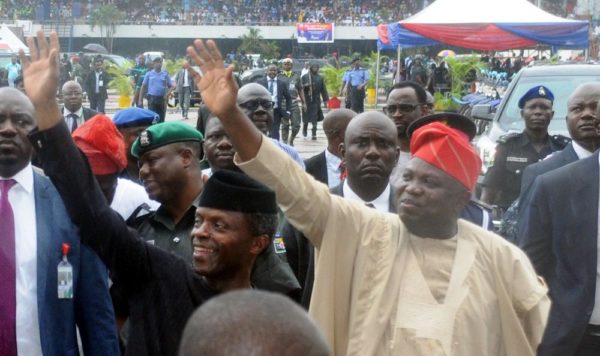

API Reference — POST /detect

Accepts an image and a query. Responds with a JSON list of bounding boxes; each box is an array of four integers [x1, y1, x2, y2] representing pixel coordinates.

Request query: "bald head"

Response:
[[237, 83, 270, 104], [566, 82, 600, 151], [322, 108, 356, 157], [0, 87, 35, 115], [179, 290, 330, 356], [344, 111, 398, 144]]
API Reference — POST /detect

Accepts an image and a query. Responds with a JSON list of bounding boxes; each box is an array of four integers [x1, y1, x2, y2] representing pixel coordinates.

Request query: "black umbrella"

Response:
[[83, 43, 108, 54]]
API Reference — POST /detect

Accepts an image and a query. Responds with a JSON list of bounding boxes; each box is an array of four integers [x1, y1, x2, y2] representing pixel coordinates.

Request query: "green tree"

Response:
[[238, 27, 280, 58], [88, 4, 125, 53]]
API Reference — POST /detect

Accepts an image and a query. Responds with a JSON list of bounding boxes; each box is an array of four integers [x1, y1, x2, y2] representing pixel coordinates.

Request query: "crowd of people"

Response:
[[3, 28, 600, 356], [0, 0, 583, 25]]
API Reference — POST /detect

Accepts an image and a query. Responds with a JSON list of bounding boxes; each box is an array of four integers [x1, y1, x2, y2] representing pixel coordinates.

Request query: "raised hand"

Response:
[[18, 31, 60, 109], [186, 40, 238, 118]]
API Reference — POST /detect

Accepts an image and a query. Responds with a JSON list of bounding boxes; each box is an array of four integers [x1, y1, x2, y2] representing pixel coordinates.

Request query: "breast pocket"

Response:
[[505, 158, 528, 176]]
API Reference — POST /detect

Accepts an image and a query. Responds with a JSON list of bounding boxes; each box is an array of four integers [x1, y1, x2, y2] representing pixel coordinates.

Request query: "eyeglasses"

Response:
[[383, 103, 420, 114], [239, 99, 274, 111]]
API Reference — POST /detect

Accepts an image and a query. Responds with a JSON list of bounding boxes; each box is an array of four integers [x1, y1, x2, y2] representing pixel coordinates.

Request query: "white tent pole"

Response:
[[375, 48, 381, 110], [396, 44, 402, 82]]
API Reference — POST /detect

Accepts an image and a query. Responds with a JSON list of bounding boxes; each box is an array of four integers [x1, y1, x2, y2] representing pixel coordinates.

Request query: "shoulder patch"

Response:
[[497, 132, 520, 144], [273, 236, 287, 254], [551, 134, 571, 148]]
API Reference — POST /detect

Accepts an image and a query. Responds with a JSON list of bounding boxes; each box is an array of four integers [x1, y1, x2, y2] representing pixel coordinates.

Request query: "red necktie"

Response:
[[0, 179, 17, 356], [339, 161, 347, 181]]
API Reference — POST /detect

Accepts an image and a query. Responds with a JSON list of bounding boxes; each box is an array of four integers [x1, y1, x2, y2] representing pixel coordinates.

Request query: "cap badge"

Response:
[[539, 86, 546, 96], [140, 130, 151, 147]]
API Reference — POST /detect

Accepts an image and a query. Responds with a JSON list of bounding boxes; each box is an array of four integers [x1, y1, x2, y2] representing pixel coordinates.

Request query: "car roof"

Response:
[[519, 63, 600, 77]]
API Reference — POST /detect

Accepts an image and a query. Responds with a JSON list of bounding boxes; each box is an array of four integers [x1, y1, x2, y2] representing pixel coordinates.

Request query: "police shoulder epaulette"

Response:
[[125, 203, 156, 225], [497, 132, 520, 144], [551, 134, 571, 147]]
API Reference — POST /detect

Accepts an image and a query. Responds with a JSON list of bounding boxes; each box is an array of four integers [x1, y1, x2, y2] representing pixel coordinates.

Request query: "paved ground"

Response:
[[102, 94, 328, 159]]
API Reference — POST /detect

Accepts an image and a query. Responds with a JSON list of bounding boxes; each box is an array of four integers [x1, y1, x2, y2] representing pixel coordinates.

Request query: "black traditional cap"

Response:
[[351, 57, 360, 63], [199, 170, 277, 214], [153, 56, 163, 63], [407, 112, 477, 141], [518, 85, 554, 109]]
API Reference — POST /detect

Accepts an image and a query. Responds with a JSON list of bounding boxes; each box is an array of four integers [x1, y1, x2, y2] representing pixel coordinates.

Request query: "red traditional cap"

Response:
[[72, 114, 127, 175], [410, 122, 482, 191]]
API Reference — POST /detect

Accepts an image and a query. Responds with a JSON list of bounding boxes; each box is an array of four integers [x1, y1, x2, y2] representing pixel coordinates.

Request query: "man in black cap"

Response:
[[20, 32, 290, 356], [139, 57, 174, 123], [481, 85, 569, 211]]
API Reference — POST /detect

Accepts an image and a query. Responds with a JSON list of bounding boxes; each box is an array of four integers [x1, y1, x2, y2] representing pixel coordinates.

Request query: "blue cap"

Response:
[[113, 108, 159, 128], [518, 85, 554, 109]]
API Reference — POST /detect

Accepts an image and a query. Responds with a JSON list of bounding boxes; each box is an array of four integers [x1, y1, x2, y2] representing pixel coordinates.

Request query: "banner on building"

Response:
[[296, 23, 334, 43]]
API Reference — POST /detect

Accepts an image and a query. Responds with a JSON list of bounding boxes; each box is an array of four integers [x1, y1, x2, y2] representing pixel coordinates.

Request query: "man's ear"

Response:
[[339, 142, 345, 158], [250, 235, 270, 256], [180, 147, 195, 168]]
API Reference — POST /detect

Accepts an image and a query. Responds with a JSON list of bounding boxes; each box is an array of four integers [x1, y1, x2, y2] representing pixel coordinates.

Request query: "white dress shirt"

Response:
[[63, 106, 83, 131], [325, 148, 342, 188], [268, 78, 278, 108], [342, 179, 391, 212], [110, 178, 159, 220], [182, 69, 189, 87], [573, 141, 593, 160], [3, 164, 43, 355], [95, 71, 102, 93]]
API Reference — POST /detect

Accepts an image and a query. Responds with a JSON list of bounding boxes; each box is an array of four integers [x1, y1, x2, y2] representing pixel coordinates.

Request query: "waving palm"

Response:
[[19, 31, 60, 108]]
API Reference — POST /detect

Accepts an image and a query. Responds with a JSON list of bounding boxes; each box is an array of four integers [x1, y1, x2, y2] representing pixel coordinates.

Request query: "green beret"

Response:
[[131, 121, 203, 158]]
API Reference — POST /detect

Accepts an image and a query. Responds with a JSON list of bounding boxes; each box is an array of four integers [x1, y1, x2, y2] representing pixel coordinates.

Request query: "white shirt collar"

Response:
[[342, 179, 391, 212], [64, 106, 83, 118], [572, 140, 593, 160], [324, 148, 341, 168], [2, 163, 34, 194]]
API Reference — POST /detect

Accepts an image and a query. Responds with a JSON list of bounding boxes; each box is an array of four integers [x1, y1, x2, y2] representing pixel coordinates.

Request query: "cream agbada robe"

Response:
[[237, 138, 550, 356]]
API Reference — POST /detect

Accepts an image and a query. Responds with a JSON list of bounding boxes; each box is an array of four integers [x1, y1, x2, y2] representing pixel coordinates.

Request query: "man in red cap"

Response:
[[187, 39, 550, 355], [72, 114, 157, 219]]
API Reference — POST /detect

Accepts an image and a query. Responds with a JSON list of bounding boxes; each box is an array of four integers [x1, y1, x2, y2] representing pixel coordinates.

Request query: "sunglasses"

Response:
[[239, 99, 274, 111], [383, 103, 421, 114]]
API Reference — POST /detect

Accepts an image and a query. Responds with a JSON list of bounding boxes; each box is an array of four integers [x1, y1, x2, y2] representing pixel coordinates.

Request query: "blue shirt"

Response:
[[142, 70, 173, 96], [347, 67, 369, 87]]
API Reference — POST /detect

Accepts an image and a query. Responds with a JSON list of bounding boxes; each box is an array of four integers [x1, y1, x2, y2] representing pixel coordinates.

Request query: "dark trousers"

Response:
[[148, 95, 166, 123], [89, 93, 106, 113], [269, 108, 284, 140], [302, 105, 321, 138], [350, 86, 365, 113]]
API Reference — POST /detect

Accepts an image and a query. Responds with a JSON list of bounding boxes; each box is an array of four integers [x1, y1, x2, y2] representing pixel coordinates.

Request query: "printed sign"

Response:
[[297, 23, 334, 43]]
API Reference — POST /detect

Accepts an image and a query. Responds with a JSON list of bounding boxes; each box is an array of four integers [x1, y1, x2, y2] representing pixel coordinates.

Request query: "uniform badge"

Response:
[[273, 236, 286, 254], [539, 86, 546, 96], [140, 130, 152, 147]]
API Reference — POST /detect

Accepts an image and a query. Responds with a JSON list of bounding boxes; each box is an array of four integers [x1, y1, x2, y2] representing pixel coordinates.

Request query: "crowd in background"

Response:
[[0, 0, 586, 25]]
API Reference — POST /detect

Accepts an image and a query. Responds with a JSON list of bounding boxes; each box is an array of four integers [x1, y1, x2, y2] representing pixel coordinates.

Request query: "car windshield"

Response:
[[498, 75, 600, 135]]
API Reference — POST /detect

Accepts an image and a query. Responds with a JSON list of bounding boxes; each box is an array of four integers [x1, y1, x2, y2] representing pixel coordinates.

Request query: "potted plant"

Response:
[[321, 65, 348, 109], [105, 60, 134, 109]]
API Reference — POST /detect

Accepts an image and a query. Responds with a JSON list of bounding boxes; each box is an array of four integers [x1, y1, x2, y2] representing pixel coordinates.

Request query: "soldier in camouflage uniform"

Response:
[[279, 58, 306, 146], [481, 85, 570, 211]]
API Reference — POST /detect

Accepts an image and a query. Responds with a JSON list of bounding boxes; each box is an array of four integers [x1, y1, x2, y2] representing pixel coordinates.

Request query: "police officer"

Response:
[[481, 85, 570, 210], [343, 57, 370, 113]]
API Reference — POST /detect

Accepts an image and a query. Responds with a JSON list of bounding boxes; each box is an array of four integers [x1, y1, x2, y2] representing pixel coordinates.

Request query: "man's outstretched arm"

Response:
[[20, 31, 153, 288]]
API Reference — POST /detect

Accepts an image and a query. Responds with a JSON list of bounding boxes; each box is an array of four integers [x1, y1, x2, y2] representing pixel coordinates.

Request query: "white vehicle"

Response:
[[143, 51, 165, 62]]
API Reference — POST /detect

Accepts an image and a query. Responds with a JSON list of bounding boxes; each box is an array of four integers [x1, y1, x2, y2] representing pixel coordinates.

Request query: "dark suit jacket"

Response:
[[282, 182, 397, 308], [520, 143, 578, 197], [31, 122, 297, 355], [304, 150, 328, 185], [257, 76, 292, 116], [518, 151, 599, 355], [84, 70, 108, 100], [33, 171, 119, 356], [61, 106, 99, 121]]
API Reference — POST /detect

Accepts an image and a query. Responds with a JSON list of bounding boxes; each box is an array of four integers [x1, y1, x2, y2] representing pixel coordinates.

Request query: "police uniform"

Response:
[[482, 85, 570, 210]]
